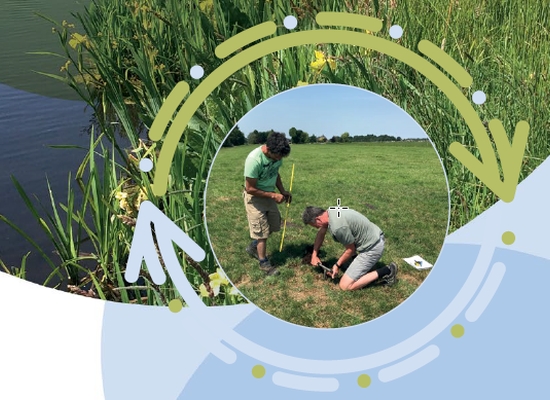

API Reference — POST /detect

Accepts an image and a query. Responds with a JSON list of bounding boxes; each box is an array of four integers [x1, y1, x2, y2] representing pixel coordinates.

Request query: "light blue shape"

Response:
[[378, 345, 440, 382], [447, 156, 550, 260], [139, 158, 153, 172], [472, 90, 486, 104], [389, 25, 403, 39], [125, 201, 206, 287], [272, 372, 339, 392], [465, 262, 506, 322], [101, 302, 255, 400], [190, 65, 204, 79], [284, 15, 298, 30], [174, 249, 550, 399]]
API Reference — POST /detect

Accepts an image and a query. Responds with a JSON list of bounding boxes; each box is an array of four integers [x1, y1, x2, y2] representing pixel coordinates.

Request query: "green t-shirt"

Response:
[[244, 146, 282, 192], [328, 208, 382, 252]]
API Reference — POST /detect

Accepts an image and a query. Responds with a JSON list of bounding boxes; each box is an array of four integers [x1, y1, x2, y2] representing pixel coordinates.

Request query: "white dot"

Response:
[[472, 90, 486, 105], [139, 158, 153, 172], [284, 15, 298, 30], [190, 65, 204, 79], [389, 25, 403, 39]]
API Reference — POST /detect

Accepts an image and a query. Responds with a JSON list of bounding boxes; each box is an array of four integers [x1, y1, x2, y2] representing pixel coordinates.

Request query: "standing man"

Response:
[[302, 205, 398, 290], [244, 132, 292, 276]]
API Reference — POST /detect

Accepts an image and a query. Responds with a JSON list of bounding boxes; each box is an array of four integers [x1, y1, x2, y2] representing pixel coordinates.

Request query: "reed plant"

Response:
[[1, 123, 243, 305]]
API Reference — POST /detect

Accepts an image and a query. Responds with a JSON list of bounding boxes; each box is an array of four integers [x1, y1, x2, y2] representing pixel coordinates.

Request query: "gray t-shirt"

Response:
[[328, 208, 382, 252]]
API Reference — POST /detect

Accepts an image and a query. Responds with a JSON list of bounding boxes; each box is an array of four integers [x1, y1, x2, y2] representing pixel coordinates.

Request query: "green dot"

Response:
[[451, 324, 465, 338], [168, 299, 183, 313], [252, 365, 266, 378], [357, 374, 371, 388], [502, 231, 515, 245]]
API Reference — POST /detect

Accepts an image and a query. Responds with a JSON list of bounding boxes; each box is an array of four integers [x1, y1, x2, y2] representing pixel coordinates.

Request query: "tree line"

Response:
[[222, 125, 408, 147]]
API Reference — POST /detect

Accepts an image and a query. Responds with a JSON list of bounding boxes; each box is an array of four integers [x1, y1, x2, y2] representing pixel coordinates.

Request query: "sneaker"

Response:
[[259, 259, 280, 276], [246, 240, 259, 260], [382, 262, 398, 286]]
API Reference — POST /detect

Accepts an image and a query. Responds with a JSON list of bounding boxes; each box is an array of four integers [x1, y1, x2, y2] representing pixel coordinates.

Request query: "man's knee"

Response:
[[339, 276, 354, 291]]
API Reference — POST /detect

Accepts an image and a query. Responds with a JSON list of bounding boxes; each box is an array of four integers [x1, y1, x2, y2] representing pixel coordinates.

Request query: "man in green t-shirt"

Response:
[[302, 206, 398, 290], [244, 132, 292, 275]]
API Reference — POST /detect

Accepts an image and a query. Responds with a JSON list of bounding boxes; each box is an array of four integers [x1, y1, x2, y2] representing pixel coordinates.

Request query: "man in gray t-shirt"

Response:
[[302, 206, 398, 290]]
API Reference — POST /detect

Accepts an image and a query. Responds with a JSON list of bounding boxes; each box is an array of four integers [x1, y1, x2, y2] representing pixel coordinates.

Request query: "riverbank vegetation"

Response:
[[1, 0, 548, 307]]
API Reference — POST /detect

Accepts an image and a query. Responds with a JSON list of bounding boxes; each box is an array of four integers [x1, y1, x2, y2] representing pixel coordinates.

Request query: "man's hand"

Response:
[[273, 193, 286, 204], [281, 190, 292, 204], [310, 254, 321, 266], [329, 264, 339, 279]]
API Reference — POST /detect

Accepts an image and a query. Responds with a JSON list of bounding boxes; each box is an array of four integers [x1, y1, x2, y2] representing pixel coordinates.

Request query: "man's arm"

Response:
[[329, 243, 356, 279], [245, 177, 285, 203], [275, 174, 292, 203], [336, 243, 356, 268], [310, 226, 327, 266]]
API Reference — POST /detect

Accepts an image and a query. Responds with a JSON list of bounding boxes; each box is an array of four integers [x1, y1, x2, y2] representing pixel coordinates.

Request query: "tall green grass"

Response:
[[46, 0, 547, 229], [3, 0, 546, 304]]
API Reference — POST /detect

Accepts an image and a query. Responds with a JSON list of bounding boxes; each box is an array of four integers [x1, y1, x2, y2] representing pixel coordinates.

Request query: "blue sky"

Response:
[[236, 84, 427, 139]]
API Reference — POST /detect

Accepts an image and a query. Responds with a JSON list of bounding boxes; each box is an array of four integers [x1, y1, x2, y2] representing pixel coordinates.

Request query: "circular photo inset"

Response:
[[205, 84, 449, 328]]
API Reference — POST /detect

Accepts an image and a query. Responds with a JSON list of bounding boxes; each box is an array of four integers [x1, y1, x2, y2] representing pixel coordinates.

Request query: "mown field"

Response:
[[205, 141, 448, 327]]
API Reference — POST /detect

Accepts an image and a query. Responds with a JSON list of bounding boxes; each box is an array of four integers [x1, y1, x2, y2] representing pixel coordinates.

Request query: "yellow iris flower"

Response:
[[134, 189, 148, 210], [310, 50, 336, 71], [115, 191, 127, 201], [115, 191, 131, 212], [199, 284, 210, 298], [68, 32, 90, 49], [199, 269, 230, 298]]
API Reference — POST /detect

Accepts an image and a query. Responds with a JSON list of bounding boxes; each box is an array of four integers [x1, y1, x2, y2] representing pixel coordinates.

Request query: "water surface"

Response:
[[0, 0, 87, 100], [0, 0, 94, 285], [0, 83, 91, 284]]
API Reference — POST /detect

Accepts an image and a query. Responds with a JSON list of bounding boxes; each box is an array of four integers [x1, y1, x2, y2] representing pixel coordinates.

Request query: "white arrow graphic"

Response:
[[125, 201, 206, 286]]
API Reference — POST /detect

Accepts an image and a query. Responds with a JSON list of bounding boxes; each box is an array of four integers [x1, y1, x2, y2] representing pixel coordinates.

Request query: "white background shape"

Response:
[[0, 273, 105, 400]]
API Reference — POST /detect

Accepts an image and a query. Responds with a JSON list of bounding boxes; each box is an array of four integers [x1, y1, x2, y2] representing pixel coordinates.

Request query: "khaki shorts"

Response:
[[243, 192, 281, 240]]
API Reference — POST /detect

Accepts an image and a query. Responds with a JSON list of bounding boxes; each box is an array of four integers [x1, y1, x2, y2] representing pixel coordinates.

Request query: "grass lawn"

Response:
[[205, 141, 448, 328]]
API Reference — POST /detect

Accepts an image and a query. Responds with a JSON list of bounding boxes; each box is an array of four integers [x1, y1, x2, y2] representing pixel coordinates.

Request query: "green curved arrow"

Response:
[[150, 24, 528, 203], [449, 120, 529, 202]]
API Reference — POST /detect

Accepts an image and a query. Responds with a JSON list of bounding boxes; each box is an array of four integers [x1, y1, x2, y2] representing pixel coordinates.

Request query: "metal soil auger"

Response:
[[279, 163, 295, 252], [317, 262, 333, 279]]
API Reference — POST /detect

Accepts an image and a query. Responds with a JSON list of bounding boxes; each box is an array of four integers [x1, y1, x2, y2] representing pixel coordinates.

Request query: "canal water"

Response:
[[0, 0, 93, 285]]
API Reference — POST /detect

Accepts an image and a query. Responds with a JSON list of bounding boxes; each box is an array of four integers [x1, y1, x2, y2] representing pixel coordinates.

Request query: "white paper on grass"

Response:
[[403, 255, 433, 270]]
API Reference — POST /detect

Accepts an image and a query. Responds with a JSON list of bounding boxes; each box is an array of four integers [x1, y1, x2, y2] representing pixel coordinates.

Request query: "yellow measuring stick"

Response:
[[279, 163, 295, 252]]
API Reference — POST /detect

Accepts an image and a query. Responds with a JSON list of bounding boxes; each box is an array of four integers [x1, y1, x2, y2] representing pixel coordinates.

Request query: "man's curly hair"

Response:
[[266, 132, 291, 157]]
